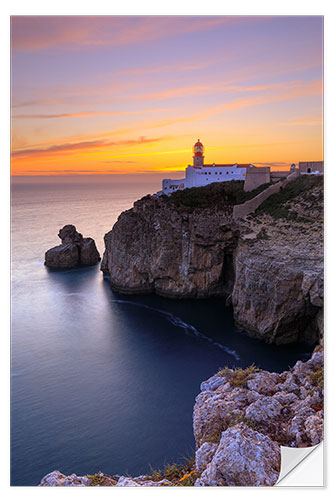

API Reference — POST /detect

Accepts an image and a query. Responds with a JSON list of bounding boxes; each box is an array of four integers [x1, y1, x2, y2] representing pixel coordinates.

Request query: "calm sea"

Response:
[[11, 179, 312, 486]]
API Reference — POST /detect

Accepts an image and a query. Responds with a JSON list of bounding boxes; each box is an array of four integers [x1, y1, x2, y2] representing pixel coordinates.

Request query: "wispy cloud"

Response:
[[115, 80, 323, 133], [115, 56, 229, 77], [279, 114, 322, 126], [254, 161, 293, 168], [11, 136, 163, 158], [13, 79, 320, 158], [102, 160, 136, 164], [11, 16, 233, 52], [136, 79, 322, 102], [12, 108, 170, 119]]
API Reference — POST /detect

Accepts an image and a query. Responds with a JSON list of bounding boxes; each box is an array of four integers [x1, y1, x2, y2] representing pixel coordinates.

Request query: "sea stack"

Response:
[[45, 225, 100, 269]]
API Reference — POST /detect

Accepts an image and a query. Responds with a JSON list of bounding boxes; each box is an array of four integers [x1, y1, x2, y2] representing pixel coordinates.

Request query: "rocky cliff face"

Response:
[[45, 225, 100, 269], [101, 196, 238, 298], [39, 347, 323, 487], [232, 179, 323, 344], [102, 178, 323, 344]]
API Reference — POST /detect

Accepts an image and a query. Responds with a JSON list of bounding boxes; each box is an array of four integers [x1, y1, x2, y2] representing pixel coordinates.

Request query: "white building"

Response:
[[158, 140, 254, 196]]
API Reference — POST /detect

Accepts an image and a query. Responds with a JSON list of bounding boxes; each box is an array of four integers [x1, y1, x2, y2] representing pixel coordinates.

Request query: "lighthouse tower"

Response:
[[193, 139, 204, 168]]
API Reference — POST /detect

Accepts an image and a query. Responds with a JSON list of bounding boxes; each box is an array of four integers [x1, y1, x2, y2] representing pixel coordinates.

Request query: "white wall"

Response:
[[160, 165, 247, 195]]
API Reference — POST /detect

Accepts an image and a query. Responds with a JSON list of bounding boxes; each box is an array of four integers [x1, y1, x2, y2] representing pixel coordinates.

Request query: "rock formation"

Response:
[[232, 179, 323, 344], [39, 347, 323, 487], [101, 177, 323, 344], [192, 346, 323, 486], [45, 225, 100, 269], [101, 195, 238, 298]]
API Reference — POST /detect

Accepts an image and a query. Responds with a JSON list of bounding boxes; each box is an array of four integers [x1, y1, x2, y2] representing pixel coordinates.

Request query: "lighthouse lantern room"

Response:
[[193, 139, 204, 167]]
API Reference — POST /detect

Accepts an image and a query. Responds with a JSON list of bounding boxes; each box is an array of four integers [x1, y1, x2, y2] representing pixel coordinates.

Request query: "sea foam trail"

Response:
[[111, 299, 240, 361]]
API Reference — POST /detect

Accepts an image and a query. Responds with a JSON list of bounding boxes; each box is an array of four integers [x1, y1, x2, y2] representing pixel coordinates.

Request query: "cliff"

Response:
[[101, 184, 244, 298], [39, 347, 323, 487], [101, 176, 323, 344], [232, 176, 323, 344]]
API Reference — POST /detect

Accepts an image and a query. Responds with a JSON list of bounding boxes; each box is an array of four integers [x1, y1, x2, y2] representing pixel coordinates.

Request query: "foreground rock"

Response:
[[45, 225, 100, 269], [39, 470, 173, 487], [193, 347, 323, 486], [39, 347, 323, 487], [195, 423, 280, 486]]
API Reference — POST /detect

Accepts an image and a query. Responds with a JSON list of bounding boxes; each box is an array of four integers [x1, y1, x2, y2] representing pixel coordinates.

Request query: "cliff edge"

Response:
[[101, 177, 323, 345]]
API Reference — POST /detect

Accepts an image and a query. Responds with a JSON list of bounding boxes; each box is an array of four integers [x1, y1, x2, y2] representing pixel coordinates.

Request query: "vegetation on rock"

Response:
[[147, 454, 199, 486], [217, 365, 260, 388], [166, 181, 271, 209], [255, 176, 323, 220]]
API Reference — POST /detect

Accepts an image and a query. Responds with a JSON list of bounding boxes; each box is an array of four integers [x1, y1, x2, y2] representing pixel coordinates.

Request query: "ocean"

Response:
[[11, 179, 313, 486]]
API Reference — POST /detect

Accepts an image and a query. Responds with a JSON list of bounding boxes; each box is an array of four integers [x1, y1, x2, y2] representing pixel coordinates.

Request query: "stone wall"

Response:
[[299, 161, 324, 174], [233, 170, 300, 220], [244, 166, 271, 192], [270, 171, 290, 182]]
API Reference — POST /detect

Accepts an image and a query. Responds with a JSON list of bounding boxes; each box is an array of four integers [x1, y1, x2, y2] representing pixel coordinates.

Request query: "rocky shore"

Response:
[[45, 225, 100, 269], [39, 346, 323, 487], [101, 177, 323, 344]]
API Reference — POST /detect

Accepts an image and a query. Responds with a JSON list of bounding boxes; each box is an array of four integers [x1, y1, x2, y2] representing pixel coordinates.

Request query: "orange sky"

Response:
[[11, 16, 323, 176]]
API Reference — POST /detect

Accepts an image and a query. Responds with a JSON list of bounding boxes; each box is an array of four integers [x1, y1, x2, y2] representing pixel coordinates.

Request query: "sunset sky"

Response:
[[11, 16, 323, 177]]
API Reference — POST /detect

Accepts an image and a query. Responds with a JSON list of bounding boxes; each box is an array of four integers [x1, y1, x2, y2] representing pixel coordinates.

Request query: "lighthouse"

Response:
[[193, 139, 204, 167], [159, 139, 251, 195]]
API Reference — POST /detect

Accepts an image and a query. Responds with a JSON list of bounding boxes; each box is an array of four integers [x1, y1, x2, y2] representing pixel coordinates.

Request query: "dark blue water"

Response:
[[11, 180, 313, 486]]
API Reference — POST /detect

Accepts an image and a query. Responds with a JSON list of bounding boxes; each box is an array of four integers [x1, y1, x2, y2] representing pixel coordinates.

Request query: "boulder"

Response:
[[44, 243, 79, 269], [195, 423, 280, 486], [45, 225, 100, 269]]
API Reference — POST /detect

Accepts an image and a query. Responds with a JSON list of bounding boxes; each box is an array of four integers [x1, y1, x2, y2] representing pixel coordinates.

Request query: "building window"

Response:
[[226, 172, 229, 175], [209, 172, 211, 175], [307, 168, 312, 173]]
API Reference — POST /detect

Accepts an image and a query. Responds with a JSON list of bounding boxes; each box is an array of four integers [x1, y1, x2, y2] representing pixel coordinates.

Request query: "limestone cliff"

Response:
[[101, 192, 239, 298], [232, 177, 323, 344], [102, 177, 323, 344]]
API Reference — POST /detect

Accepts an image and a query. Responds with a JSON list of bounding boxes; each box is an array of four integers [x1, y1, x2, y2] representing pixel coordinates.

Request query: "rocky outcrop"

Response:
[[101, 196, 238, 298], [39, 471, 118, 487], [45, 225, 100, 269], [39, 470, 173, 487], [39, 347, 323, 487], [192, 347, 323, 486], [195, 423, 280, 486]]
